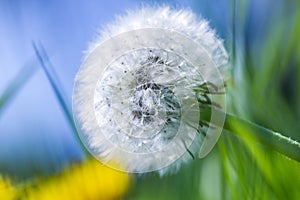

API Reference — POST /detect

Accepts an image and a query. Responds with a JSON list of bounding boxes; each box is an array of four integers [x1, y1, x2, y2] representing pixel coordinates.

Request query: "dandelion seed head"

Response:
[[73, 6, 228, 174], [93, 6, 228, 75]]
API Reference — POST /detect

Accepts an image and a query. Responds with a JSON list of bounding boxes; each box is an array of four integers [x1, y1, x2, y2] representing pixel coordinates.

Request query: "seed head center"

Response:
[[131, 83, 165, 126]]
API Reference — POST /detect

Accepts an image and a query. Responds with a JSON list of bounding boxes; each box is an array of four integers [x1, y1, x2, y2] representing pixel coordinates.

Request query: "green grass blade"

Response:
[[200, 106, 300, 162], [0, 61, 38, 115], [32, 42, 88, 156]]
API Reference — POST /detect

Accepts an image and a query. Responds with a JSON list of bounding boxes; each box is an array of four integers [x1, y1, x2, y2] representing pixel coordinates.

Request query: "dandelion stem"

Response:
[[200, 107, 300, 162]]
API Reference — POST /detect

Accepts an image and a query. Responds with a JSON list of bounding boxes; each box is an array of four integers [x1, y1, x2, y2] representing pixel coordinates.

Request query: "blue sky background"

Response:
[[0, 0, 280, 180]]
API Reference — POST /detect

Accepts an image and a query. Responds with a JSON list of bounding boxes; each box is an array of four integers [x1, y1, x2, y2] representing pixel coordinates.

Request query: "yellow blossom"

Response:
[[0, 175, 17, 200], [23, 158, 131, 200]]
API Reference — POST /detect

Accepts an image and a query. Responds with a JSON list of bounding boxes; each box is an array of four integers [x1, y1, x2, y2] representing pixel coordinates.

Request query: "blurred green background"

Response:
[[0, 0, 300, 199]]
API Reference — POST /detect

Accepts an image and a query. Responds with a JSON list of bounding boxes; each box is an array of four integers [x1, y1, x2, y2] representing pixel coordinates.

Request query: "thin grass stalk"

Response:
[[32, 42, 89, 156], [0, 61, 37, 115], [200, 106, 300, 162]]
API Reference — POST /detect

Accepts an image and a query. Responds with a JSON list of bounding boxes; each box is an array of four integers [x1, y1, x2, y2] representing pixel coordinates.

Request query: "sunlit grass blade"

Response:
[[200, 106, 300, 162], [0, 61, 37, 115], [32, 42, 88, 155]]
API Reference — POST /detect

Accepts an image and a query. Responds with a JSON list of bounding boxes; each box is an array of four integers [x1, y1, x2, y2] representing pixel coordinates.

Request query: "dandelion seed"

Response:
[[73, 6, 229, 174]]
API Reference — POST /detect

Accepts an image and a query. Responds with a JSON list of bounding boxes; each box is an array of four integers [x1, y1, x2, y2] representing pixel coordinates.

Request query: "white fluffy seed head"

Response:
[[73, 5, 229, 175]]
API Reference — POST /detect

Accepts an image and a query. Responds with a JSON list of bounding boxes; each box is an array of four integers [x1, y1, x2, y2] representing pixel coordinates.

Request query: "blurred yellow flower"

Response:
[[0, 175, 17, 200], [23, 158, 131, 200], [0, 158, 130, 200]]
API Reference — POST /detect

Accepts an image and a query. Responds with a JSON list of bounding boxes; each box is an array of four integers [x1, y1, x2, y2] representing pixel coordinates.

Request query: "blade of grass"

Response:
[[0, 60, 38, 115], [200, 106, 300, 162], [290, 2, 300, 120], [230, 0, 236, 69], [32, 42, 88, 156]]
